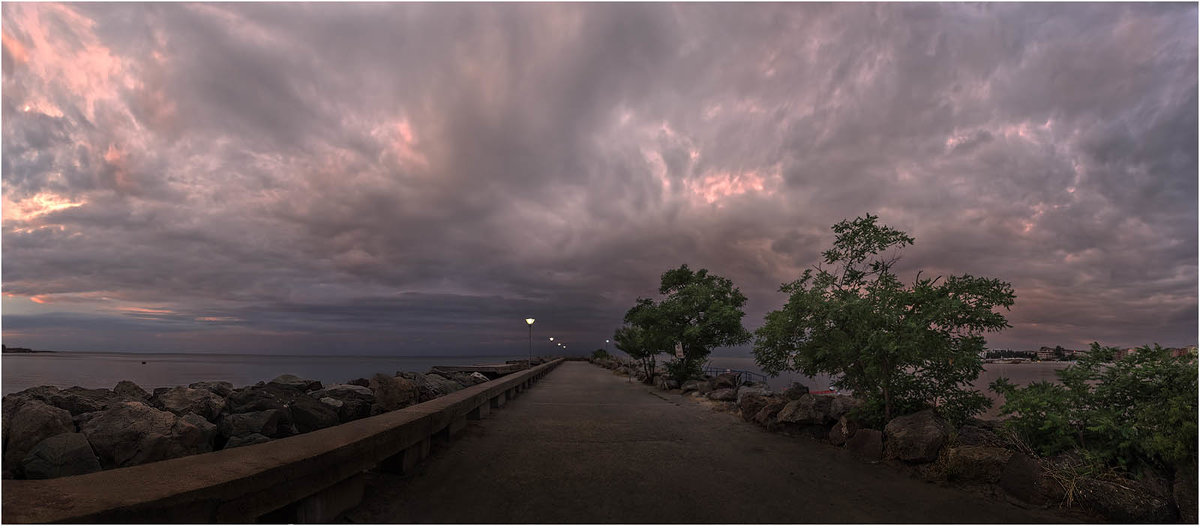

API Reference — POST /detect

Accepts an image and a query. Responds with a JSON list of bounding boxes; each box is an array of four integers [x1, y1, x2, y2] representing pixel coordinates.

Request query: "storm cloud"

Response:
[[2, 3, 1195, 355]]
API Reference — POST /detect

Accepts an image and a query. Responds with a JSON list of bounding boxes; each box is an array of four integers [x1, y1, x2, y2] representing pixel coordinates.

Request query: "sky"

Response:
[[1, 3, 1196, 357]]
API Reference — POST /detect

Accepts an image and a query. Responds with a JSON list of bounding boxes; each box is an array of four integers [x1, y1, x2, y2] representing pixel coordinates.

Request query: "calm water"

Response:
[[1, 352, 530, 395]]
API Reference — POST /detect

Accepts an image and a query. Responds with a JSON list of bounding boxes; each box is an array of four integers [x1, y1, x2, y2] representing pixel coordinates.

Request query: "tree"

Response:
[[612, 318, 665, 383], [753, 214, 1015, 425], [991, 343, 1197, 473], [619, 264, 751, 384]]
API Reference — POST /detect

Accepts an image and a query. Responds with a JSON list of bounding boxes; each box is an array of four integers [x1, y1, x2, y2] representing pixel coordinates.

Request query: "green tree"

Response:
[[612, 317, 665, 383], [620, 264, 751, 384], [991, 343, 1198, 473], [753, 214, 1015, 425]]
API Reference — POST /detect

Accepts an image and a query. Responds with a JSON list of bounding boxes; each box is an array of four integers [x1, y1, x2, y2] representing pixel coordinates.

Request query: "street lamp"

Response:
[[605, 339, 610, 352], [525, 318, 535, 366]]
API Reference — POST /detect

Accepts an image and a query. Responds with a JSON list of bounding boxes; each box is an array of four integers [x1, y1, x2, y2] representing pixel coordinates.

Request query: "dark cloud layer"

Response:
[[2, 3, 1196, 355]]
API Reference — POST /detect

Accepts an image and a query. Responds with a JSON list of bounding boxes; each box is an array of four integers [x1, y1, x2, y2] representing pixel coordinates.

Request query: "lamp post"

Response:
[[605, 339, 610, 353], [525, 318, 535, 367]]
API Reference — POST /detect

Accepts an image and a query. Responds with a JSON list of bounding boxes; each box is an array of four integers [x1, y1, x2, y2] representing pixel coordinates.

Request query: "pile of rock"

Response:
[[1, 369, 495, 481]]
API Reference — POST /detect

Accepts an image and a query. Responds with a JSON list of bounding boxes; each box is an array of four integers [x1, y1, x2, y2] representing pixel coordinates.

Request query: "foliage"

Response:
[[753, 214, 1014, 426], [663, 358, 705, 384], [616, 264, 751, 384], [590, 348, 610, 361], [991, 343, 1198, 473], [612, 322, 664, 383]]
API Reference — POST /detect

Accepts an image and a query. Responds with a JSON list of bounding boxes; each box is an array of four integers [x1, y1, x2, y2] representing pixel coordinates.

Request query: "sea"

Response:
[[3, 350, 1070, 413]]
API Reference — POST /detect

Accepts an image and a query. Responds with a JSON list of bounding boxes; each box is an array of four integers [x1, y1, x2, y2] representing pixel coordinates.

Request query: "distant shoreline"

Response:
[[1, 346, 54, 354]]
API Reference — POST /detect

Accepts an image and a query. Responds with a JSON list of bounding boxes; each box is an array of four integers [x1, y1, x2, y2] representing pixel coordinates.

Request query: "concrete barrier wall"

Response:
[[2, 358, 564, 523]]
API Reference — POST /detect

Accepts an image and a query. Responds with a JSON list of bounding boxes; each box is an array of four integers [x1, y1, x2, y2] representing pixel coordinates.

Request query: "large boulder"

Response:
[[20, 432, 101, 480], [828, 415, 859, 446], [397, 372, 437, 402], [219, 409, 284, 440], [224, 433, 271, 449], [942, 446, 1013, 483], [113, 381, 149, 400], [884, 409, 951, 463], [80, 402, 213, 469], [680, 380, 702, 394], [268, 374, 322, 392], [775, 394, 834, 425], [189, 381, 234, 398], [955, 424, 1003, 447], [736, 385, 773, 405], [423, 374, 464, 398], [226, 387, 288, 414], [4, 400, 74, 475], [288, 396, 339, 433], [310, 384, 375, 422], [781, 382, 810, 400], [753, 398, 790, 429], [845, 428, 884, 461], [738, 394, 770, 422], [998, 454, 1060, 506], [711, 373, 740, 390], [828, 395, 861, 419], [469, 372, 491, 384], [152, 387, 226, 422], [368, 374, 419, 414], [707, 388, 738, 402], [48, 387, 126, 416]]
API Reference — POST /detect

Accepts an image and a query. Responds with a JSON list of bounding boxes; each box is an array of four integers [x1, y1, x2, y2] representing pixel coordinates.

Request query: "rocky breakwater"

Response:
[[587, 357, 1186, 523], [1, 369, 495, 481]]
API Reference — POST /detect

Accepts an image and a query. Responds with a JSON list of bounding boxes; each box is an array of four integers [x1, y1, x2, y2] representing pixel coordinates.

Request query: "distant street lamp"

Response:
[[605, 339, 610, 353], [525, 318, 535, 366]]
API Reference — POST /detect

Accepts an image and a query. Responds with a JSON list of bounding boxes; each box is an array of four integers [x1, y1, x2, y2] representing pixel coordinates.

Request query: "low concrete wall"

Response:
[[2, 358, 564, 523]]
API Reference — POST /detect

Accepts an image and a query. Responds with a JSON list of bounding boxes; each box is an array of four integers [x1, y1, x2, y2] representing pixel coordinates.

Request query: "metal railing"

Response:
[[701, 366, 770, 385]]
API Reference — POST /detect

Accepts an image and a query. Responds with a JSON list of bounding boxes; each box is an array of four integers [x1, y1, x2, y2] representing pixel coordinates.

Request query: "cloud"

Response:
[[3, 3, 1196, 355]]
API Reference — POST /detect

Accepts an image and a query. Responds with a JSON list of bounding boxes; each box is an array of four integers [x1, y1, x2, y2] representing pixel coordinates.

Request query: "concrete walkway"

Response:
[[344, 361, 1075, 523]]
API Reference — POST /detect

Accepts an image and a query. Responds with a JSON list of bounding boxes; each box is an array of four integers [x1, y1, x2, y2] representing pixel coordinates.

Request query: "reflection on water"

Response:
[[2, 352, 529, 395]]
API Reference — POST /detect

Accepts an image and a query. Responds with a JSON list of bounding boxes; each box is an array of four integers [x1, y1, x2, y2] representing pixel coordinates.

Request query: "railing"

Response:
[[701, 367, 770, 385], [2, 358, 564, 524]]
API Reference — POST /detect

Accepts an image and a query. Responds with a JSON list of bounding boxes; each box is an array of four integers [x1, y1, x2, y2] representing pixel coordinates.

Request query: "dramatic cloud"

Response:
[[2, 3, 1196, 355]]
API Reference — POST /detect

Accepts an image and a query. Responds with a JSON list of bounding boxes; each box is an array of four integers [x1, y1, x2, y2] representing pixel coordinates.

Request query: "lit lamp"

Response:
[[525, 318, 535, 366]]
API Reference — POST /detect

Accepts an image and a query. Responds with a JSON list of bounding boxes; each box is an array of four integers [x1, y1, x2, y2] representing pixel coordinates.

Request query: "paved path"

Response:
[[345, 362, 1074, 523]]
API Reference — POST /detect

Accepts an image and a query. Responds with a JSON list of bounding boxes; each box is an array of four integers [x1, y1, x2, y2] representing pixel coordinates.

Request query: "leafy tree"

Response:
[[613, 305, 668, 383], [590, 348, 610, 361], [753, 214, 1015, 426], [619, 264, 751, 384], [991, 343, 1198, 473]]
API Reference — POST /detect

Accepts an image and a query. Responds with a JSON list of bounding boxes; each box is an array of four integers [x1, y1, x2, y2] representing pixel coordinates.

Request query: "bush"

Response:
[[991, 343, 1197, 474], [591, 348, 610, 361], [663, 358, 704, 383]]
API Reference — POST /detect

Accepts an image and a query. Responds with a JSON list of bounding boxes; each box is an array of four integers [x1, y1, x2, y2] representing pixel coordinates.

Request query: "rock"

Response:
[[310, 384, 375, 423], [754, 398, 790, 429], [666, 379, 680, 390], [736, 385, 773, 405], [219, 409, 284, 439], [775, 394, 834, 425], [113, 381, 149, 400], [955, 424, 1002, 447], [20, 432, 101, 479], [711, 373, 740, 390], [1175, 463, 1198, 524], [447, 372, 478, 388], [423, 374, 464, 398], [707, 388, 737, 402], [828, 415, 859, 446], [188, 381, 234, 398], [152, 387, 226, 422], [680, 380, 702, 393], [696, 380, 714, 395], [738, 394, 770, 422], [781, 382, 810, 400], [348, 378, 370, 388], [224, 433, 271, 449], [4, 400, 74, 476], [369, 374, 419, 414], [469, 372, 490, 384], [998, 453, 1058, 506], [655, 376, 670, 390], [269, 374, 322, 392], [942, 446, 1013, 483], [1075, 474, 1176, 523], [884, 409, 951, 463], [80, 402, 211, 469], [845, 428, 884, 461], [226, 387, 288, 414], [288, 396, 339, 432], [828, 395, 861, 419], [48, 387, 125, 416], [319, 397, 344, 409]]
